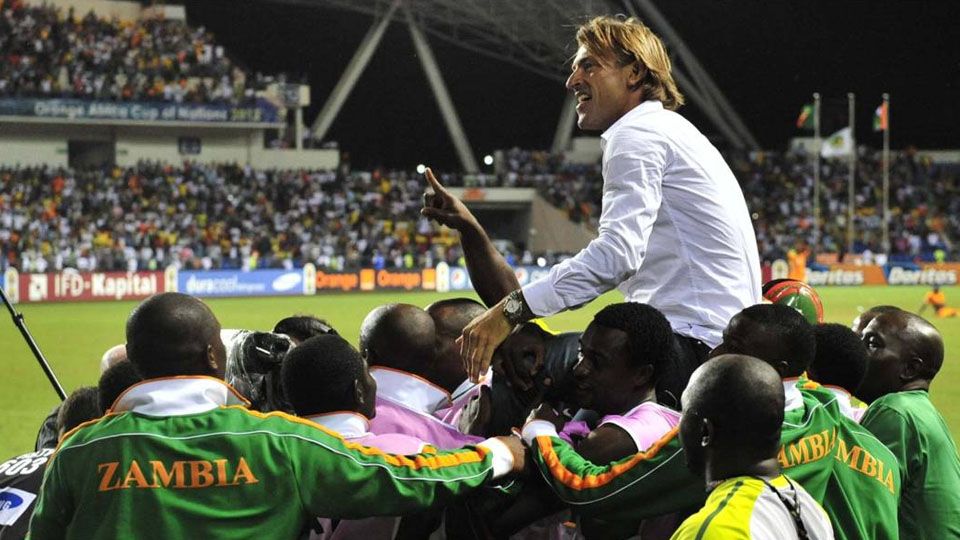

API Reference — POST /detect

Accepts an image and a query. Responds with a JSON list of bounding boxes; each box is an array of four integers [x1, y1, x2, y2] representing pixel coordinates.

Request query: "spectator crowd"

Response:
[[0, 163, 467, 273], [478, 147, 960, 264], [0, 0, 276, 104], [733, 148, 959, 264], [1, 147, 958, 275]]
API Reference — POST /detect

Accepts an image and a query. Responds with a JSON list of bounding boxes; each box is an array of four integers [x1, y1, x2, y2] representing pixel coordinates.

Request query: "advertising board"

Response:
[[176, 269, 309, 298], [12, 270, 164, 303], [0, 97, 279, 124]]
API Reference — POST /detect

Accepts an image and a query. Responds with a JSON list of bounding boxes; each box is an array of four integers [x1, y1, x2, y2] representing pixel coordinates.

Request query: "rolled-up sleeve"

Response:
[[523, 132, 668, 316]]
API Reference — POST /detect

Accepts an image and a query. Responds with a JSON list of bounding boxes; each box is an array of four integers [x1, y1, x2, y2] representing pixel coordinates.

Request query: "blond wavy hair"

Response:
[[575, 16, 684, 111]]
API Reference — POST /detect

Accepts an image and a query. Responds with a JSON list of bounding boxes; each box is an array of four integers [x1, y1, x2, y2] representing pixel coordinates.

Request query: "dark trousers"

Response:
[[655, 333, 712, 410]]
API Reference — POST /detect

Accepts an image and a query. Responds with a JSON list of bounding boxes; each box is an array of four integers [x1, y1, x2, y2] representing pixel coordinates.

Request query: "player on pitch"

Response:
[[424, 16, 761, 408]]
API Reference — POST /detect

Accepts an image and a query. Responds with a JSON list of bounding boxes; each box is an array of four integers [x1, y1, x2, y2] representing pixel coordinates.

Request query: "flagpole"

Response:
[[813, 92, 821, 248], [846, 92, 856, 256], [882, 93, 890, 255]]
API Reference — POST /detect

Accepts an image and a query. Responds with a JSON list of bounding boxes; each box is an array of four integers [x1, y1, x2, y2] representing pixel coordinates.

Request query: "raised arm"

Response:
[[420, 167, 520, 307], [460, 137, 669, 382]]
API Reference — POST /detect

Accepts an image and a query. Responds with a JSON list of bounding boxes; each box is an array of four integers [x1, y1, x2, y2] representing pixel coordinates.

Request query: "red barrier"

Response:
[[17, 271, 165, 303]]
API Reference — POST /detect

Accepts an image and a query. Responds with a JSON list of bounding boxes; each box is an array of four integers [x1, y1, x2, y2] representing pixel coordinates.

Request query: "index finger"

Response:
[[423, 167, 446, 194]]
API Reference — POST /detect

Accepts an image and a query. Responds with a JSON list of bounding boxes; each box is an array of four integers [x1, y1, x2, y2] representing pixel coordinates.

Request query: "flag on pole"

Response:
[[873, 101, 889, 131], [821, 127, 854, 158], [796, 103, 815, 129]]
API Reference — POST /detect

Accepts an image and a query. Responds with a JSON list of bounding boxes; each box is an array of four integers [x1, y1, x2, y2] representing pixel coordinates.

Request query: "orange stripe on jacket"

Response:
[[538, 426, 679, 491], [232, 406, 486, 471]]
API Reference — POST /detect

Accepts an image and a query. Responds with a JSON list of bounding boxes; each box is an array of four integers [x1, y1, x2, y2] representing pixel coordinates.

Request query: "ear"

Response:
[[353, 378, 365, 408], [627, 62, 645, 90], [206, 344, 219, 375], [773, 360, 790, 378], [633, 364, 655, 388], [700, 417, 714, 448], [363, 345, 382, 366], [900, 355, 925, 382]]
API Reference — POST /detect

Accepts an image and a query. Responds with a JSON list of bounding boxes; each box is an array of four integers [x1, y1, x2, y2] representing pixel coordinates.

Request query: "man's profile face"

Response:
[[572, 322, 636, 414], [857, 314, 908, 403], [566, 46, 639, 131]]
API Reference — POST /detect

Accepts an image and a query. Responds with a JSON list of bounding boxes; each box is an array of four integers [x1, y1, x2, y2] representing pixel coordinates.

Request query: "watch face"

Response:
[[504, 297, 521, 315]]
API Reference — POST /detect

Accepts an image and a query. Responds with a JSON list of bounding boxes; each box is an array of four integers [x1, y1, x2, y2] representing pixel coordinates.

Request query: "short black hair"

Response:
[[281, 334, 364, 417], [57, 387, 101, 434], [592, 303, 675, 378], [126, 293, 220, 378], [738, 304, 816, 376], [98, 360, 144, 413], [273, 315, 337, 342], [810, 323, 868, 393]]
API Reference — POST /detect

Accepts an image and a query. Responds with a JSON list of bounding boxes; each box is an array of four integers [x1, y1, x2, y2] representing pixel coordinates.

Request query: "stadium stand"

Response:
[[0, 0, 276, 104], [475, 148, 959, 263], [734, 149, 959, 264], [1, 147, 957, 274], [0, 162, 467, 273]]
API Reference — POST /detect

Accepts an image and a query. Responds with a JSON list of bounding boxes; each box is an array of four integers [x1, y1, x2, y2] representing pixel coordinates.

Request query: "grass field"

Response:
[[1, 286, 957, 458]]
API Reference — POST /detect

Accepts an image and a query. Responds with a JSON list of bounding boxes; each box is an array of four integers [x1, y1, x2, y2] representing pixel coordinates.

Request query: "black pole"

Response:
[[0, 283, 67, 401]]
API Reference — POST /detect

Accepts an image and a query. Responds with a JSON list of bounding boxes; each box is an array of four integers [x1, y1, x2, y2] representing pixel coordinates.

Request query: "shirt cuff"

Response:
[[522, 278, 565, 317], [477, 437, 515, 479], [521, 420, 560, 446]]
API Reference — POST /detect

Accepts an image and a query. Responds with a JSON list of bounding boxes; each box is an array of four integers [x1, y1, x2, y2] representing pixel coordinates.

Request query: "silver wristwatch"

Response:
[[503, 289, 527, 326]]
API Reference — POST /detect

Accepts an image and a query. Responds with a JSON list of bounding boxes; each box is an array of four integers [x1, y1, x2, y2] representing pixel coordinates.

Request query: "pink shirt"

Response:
[[369, 367, 483, 449], [307, 412, 428, 540], [556, 401, 680, 452], [598, 401, 680, 451], [433, 369, 493, 426]]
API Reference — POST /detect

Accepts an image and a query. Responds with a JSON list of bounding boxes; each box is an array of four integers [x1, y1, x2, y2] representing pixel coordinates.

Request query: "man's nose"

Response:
[[565, 71, 581, 92]]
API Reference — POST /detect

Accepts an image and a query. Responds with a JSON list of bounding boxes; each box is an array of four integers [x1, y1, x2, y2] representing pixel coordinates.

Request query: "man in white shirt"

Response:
[[425, 16, 760, 407]]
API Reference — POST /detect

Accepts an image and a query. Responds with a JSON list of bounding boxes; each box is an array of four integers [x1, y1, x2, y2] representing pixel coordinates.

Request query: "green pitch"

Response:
[[1, 286, 957, 458]]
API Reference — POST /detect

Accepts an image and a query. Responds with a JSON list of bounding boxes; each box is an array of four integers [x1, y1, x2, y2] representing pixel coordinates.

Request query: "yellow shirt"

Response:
[[926, 291, 946, 308], [671, 475, 833, 540]]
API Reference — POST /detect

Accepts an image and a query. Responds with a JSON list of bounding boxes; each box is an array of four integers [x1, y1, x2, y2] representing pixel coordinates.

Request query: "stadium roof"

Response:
[[276, 0, 614, 82], [270, 0, 759, 167]]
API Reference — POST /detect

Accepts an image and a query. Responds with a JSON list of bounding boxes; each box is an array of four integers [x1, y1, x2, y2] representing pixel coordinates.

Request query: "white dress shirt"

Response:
[[522, 100, 761, 346]]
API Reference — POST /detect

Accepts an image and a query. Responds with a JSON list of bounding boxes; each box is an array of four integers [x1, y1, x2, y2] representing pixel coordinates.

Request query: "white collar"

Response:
[[783, 379, 803, 412], [111, 376, 249, 416], [306, 412, 370, 439], [370, 367, 451, 414], [449, 368, 493, 404], [601, 100, 664, 142]]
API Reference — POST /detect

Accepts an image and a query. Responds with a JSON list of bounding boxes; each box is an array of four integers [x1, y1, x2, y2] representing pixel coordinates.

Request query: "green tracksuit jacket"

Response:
[[523, 381, 901, 540], [28, 377, 511, 539]]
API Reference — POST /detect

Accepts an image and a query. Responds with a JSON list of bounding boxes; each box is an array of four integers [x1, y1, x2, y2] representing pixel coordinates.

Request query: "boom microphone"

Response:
[[0, 283, 67, 401]]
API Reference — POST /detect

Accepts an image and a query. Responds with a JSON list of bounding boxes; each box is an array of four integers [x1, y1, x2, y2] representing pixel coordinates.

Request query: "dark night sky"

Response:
[[183, 0, 960, 170]]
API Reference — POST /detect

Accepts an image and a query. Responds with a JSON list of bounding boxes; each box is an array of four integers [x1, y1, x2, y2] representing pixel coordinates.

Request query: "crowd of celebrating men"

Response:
[[1, 15, 958, 540]]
